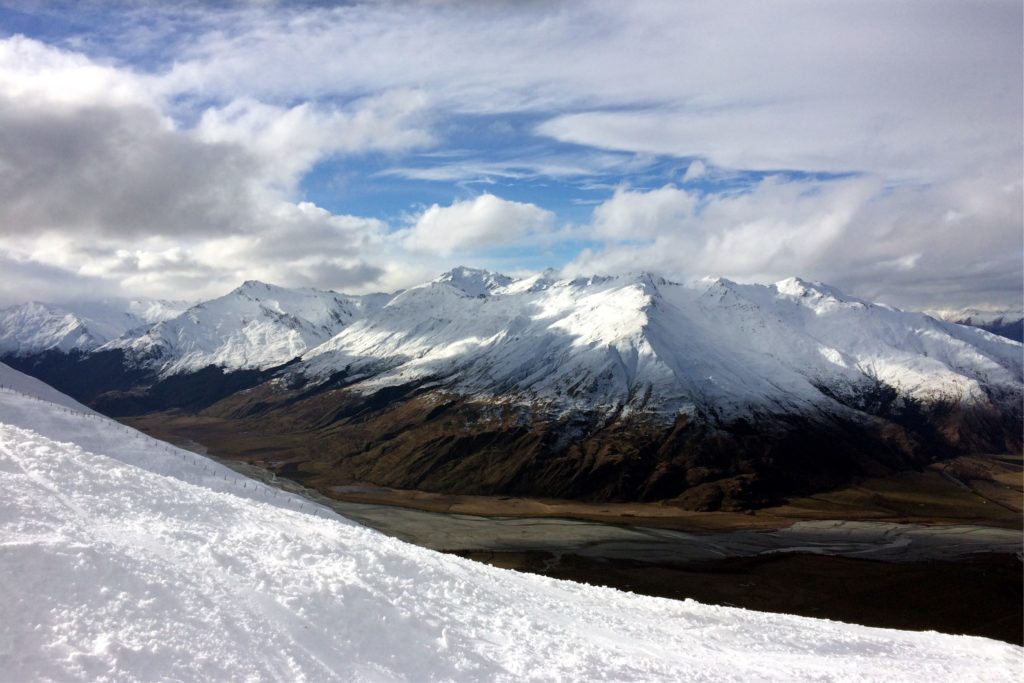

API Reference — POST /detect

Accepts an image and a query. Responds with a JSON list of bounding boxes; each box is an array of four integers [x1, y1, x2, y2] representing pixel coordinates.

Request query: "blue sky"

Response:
[[0, 1, 1020, 309]]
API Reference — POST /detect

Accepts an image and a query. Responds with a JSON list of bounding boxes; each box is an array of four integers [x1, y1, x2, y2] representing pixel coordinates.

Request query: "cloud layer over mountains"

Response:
[[0, 1, 1019, 309]]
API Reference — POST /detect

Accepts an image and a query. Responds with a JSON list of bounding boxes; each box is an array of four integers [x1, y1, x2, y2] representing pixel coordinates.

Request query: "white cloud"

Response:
[[149, 1, 1020, 183], [0, 35, 435, 303], [196, 90, 434, 191], [402, 194, 555, 257], [874, 254, 922, 272], [0, 2, 1019, 310], [569, 172, 1023, 309], [378, 150, 646, 184], [0, 34, 156, 109], [1, 198, 397, 304], [535, 100, 1019, 183], [0, 94, 260, 239], [681, 160, 706, 183], [592, 185, 698, 240]]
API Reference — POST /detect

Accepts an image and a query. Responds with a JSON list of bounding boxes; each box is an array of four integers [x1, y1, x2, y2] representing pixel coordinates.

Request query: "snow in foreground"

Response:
[[0, 364, 1020, 681]]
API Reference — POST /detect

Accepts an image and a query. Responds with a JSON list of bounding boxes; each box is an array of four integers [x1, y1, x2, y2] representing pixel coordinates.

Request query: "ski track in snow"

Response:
[[0, 363, 1022, 681]]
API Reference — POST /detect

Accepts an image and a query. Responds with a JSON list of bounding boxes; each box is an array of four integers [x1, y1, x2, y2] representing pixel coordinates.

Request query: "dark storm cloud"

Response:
[[0, 97, 260, 238]]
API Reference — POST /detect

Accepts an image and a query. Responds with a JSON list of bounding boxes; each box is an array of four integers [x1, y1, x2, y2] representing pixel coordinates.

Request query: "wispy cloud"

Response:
[[377, 150, 651, 183]]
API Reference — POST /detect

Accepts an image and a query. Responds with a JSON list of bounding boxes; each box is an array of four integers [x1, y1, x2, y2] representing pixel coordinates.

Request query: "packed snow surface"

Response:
[[1, 362, 1021, 681]]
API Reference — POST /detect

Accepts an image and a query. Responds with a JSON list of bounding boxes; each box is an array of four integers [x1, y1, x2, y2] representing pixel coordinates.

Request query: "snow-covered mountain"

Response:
[[124, 298, 193, 325], [1, 361, 1020, 681], [9, 270, 1018, 422], [100, 281, 390, 376], [928, 307, 1024, 327], [0, 298, 188, 356], [201, 269, 1018, 508], [436, 264, 515, 296], [296, 270, 1021, 421]]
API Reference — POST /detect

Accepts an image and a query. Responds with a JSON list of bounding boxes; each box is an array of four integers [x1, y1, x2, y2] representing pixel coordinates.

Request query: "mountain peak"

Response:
[[774, 275, 812, 292], [229, 280, 320, 301], [235, 279, 280, 294], [14, 301, 66, 315], [775, 276, 849, 301], [435, 266, 514, 297]]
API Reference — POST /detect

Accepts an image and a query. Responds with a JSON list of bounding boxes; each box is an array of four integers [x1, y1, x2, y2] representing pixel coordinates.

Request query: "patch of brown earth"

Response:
[[124, 374, 999, 512], [125, 409, 1022, 532]]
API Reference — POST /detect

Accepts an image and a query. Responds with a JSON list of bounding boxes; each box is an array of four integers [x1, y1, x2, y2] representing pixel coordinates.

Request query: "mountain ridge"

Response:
[[96, 280, 391, 377], [2, 269, 1019, 510], [292, 270, 1020, 421], [0, 298, 189, 356]]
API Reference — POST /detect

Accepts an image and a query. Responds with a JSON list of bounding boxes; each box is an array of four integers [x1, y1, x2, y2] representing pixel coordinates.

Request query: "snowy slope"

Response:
[[0, 361, 1020, 681], [101, 281, 390, 376], [298, 269, 1022, 420], [0, 299, 188, 356]]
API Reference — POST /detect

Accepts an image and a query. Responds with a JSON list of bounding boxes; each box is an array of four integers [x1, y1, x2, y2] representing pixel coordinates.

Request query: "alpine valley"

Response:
[[3, 267, 1021, 511]]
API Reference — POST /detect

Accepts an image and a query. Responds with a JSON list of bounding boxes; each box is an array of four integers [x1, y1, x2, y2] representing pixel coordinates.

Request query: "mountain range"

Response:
[[2, 267, 1020, 510], [0, 298, 188, 356]]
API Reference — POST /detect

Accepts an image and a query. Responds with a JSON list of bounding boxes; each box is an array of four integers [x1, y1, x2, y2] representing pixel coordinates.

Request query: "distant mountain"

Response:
[[928, 307, 1024, 342], [100, 280, 390, 376], [299, 272, 1020, 421], [2, 268, 1020, 509], [0, 298, 188, 356]]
